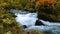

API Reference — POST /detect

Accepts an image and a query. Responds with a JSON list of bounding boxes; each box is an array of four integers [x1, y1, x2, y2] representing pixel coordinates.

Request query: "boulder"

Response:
[[35, 19, 45, 26], [38, 12, 60, 22], [22, 25, 27, 28]]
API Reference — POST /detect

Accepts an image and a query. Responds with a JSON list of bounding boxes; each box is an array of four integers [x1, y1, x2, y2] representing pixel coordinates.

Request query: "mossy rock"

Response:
[[38, 12, 60, 22]]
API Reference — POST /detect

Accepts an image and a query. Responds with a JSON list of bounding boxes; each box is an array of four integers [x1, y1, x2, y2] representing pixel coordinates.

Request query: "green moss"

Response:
[[0, 9, 26, 34]]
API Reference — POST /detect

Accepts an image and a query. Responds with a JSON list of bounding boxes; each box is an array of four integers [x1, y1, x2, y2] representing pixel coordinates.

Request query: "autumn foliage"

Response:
[[30, 0, 35, 3], [36, 0, 56, 6]]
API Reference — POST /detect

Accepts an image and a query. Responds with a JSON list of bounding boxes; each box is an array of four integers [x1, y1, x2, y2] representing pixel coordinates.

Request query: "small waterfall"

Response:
[[15, 12, 38, 27]]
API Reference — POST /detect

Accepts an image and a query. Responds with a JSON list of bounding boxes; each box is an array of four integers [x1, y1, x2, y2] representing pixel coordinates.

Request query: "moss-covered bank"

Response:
[[0, 9, 26, 34]]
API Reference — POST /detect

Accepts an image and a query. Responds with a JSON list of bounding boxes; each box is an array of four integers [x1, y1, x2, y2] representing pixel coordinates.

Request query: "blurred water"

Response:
[[11, 10, 60, 34], [25, 26, 60, 34], [15, 12, 38, 27], [40, 20, 60, 26]]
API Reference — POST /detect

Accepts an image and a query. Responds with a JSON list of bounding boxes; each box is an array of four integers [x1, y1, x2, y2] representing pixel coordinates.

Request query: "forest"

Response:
[[0, 0, 60, 34]]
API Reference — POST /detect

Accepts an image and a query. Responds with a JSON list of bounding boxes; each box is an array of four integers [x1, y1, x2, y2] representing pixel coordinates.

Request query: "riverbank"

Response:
[[0, 9, 26, 34]]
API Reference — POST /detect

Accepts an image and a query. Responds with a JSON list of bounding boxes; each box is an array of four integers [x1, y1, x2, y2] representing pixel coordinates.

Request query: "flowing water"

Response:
[[11, 10, 60, 34], [15, 13, 38, 27]]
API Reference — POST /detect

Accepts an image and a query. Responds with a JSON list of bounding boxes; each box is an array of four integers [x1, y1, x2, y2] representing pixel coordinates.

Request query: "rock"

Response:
[[22, 25, 27, 28], [38, 12, 60, 22], [35, 19, 45, 26], [26, 30, 44, 34]]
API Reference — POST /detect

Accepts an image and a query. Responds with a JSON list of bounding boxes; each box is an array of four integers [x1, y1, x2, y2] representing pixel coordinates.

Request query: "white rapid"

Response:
[[40, 20, 60, 26], [15, 13, 38, 27]]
